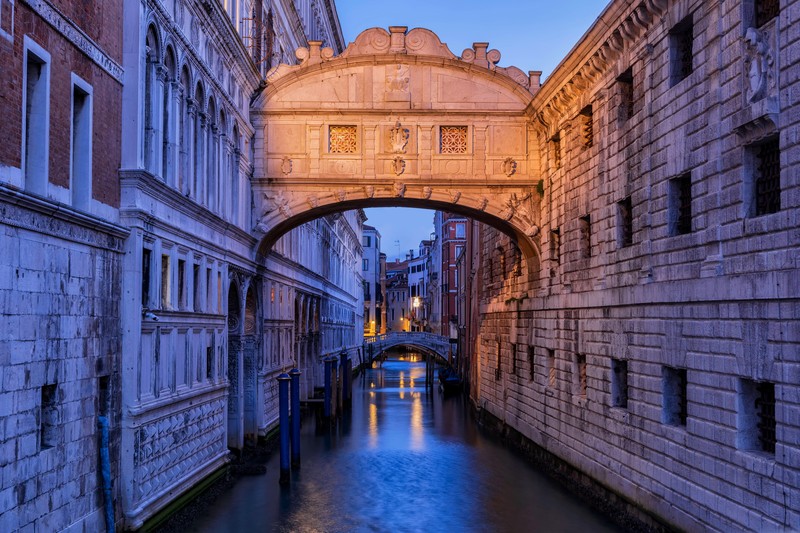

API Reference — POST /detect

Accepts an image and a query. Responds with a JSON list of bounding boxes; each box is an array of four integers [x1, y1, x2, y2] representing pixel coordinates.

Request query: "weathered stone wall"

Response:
[[0, 190, 126, 532], [474, 0, 800, 531]]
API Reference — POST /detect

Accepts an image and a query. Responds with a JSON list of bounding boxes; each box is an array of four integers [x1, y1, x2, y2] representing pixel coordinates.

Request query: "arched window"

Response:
[[206, 96, 217, 211], [179, 66, 192, 195], [218, 110, 229, 218], [231, 123, 241, 225], [162, 47, 176, 186], [193, 83, 205, 202]]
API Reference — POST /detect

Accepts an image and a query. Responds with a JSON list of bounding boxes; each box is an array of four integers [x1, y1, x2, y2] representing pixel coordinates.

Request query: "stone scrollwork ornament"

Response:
[[450, 190, 462, 204], [478, 197, 489, 211], [391, 156, 406, 176], [743, 27, 775, 103], [390, 121, 409, 154], [501, 157, 517, 177]]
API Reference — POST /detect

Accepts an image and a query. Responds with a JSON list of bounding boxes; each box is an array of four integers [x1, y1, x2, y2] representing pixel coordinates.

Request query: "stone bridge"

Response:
[[363, 331, 452, 361]]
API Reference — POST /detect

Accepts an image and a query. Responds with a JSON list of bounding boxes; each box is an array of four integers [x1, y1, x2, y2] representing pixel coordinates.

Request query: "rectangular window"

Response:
[[580, 105, 593, 148], [617, 67, 634, 122], [440, 126, 468, 154], [329, 125, 357, 153], [611, 359, 628, 408], [662, 366, 688, 426], [511, 344, 517, 376], [669, 16, 694, 86], [193, 263, 201, 312], [40, 384, 58, 450], [669, 173, 692, 235], [161, 255, 170, 309], [755, 0, 779, 27], [206, 267, 212, 312], [98, 376, 110, 417], [738, 379, 776, 454], [455, 223, 466, 239], [177, 259, 186, 310], [363, 236, 371, 247], [551, 134, 562, 169], [362, 258, 369, 271], [547, 349, 556, 388], [23, 38, 50, 195], [70, 76, 92, 210], [617, 196, 633, 248], [579, 215, 592, 258], [142, 248, 152, 307], [575, 354, 587, 398], [748, 137, 781, 217]]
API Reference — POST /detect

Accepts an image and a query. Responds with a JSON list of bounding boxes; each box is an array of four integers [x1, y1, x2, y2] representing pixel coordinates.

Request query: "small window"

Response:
[[142, 248, 152, 307], [738, 379, 776, 454], [193, 263, 201, 312], [669, 16, 694, 86], [40, 384, 58, 450], [363, 236, 371, 247], [575, 354, 587, 398], [748, 137, 781, 217], [669, 174, 692, 235], [662, 367, 687, 426], [329, 125, 357, 153], [755, 0, 779, 27], [579, 215, 591, 258], [363, 258, 369, 271], [161, 255, 171, 309], [206, 267, 212, 312], [177, 259, 186, 309], [617, 68, 634, 122], [455, 223, 466, 239], [611, 359, 628, 408], [440, 126, 468, 154], [551, 134, 562, 169], [527, 346, 535, 381], [617, 196, 633, 248], [579, 105, 593, 148]]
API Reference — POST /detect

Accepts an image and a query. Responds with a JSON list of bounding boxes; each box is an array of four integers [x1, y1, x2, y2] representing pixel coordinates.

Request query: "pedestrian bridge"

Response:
[[363, 332, 451, 362]]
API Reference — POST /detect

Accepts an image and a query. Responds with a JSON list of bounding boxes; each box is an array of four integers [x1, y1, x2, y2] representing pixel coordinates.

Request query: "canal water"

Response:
[[193, 352, 621, 532]]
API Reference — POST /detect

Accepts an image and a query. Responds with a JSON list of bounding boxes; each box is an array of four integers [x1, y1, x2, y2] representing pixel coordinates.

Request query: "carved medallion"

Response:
[[391, 156, 406, 176], [502, 157, 517, 177], [281, 156, 293, 175]]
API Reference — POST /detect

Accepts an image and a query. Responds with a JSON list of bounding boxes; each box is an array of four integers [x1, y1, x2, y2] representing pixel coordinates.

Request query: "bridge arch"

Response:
[[251, 26, 545, 277]]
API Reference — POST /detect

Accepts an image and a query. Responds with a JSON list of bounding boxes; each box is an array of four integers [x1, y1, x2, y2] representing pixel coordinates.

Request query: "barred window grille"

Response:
[[617, 197, 633, 247], [670, 17, 693, 85], [579, 215, 592, 258], [612, 359, 628, 408], [756, 381, 776, 453], [755, 138, 781, 216], [329, 125, 358, 153], [618, 68, 634, 121], [663, 366, 687, 426], [527, 346, 535, 381], [440, 126, 468, 154], [669, 174, 693, 235], [550, 229, 561, 265], [547, 349, 556, 388], [756, 0, 779, 27], [576, 354, 587, 398]]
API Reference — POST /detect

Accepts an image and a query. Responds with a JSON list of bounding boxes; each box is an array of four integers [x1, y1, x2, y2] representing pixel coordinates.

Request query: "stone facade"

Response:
[[470, 0, 800, 531]]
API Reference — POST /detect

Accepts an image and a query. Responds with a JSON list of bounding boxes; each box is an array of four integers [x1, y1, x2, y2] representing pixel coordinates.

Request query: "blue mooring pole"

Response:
[[277, 372, 291, 485], [323, 357, 333, 419], [289, 367, 301, 468], [339, 350, 349, 405]]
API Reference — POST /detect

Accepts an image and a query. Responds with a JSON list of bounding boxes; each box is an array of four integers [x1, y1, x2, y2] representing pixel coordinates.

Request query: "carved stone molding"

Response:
[[450, 190, 462, 204]]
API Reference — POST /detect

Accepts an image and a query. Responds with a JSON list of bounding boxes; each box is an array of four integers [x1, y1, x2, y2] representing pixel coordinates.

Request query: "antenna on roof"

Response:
[[394, 239, 400, 260]]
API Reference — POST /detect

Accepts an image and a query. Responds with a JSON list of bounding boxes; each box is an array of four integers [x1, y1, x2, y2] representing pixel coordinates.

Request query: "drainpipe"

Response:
[[98, 416, 115, 533]]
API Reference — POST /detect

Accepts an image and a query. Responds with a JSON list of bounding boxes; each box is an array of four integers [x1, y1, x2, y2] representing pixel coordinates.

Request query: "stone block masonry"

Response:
[[470, 0, 800, 531]]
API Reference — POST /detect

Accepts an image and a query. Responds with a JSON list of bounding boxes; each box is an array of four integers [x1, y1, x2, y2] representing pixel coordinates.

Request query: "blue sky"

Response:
[[336, 0, 610, 260]]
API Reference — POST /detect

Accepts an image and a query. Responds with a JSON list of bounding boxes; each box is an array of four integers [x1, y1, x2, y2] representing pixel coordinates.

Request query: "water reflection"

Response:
[[192, 351, 621, 533]]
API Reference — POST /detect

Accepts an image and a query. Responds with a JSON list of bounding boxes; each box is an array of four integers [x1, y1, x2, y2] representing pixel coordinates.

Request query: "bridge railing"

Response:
[[363, 331, 449, 346]]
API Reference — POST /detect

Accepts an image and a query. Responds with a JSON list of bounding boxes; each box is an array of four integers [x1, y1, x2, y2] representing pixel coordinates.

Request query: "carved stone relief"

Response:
[[394, 183, 406, 198], [391, 156, 406, 176], [502, 157, 517, 177], [364, 185, 375, 198], [743, 27, 775, 104], [390, 121, 409, 153], [450, 190, 461, 204], [422, 186, 432, 200], [281, 156, 293, 175]]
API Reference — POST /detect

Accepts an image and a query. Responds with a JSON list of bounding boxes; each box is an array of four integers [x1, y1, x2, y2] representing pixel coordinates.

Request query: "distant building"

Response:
[[362, 225, 382, 335], [433, 212, 467, 336]]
